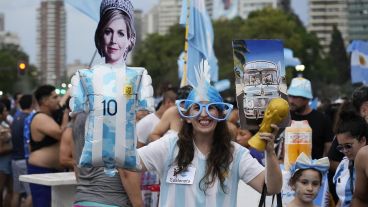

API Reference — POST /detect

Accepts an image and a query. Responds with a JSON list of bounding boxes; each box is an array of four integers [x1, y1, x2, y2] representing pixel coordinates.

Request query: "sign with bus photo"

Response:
[[232, 39, 289, 130]]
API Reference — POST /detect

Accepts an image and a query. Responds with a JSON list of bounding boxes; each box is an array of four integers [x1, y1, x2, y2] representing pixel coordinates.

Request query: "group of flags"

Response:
[[65, 0, 368, 86]]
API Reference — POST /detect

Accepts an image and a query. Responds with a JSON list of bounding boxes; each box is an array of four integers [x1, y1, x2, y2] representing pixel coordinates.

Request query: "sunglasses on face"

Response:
[[175, 99, 233, 121], [336, 143, 354, 153]]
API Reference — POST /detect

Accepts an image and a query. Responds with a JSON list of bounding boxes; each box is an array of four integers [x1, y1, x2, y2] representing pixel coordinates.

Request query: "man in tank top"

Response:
[[28, 85, 69, 207]]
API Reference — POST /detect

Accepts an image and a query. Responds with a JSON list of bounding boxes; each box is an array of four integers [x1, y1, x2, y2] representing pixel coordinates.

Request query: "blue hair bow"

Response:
[[290, 152, 330, 175]]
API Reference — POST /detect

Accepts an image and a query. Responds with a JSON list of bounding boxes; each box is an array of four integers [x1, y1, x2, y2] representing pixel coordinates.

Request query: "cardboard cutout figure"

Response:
[[70, 0, 154, 174]]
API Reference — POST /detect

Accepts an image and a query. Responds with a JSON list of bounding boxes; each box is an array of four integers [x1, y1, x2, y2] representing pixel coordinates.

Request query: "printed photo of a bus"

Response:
[[242, 60, 280, 119]]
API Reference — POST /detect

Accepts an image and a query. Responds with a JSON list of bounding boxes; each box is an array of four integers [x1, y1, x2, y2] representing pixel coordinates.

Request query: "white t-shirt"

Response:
[[138, 134, 264, 207], [136, 113, 160, 144]]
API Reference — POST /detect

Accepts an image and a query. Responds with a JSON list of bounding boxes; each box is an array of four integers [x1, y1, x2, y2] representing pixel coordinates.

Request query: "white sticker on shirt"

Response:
[[166, 166, 196, 185]]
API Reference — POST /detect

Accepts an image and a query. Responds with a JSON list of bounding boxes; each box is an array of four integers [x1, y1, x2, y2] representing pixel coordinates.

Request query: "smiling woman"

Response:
[[333, 110, 368, 207], [137, 61, 283, 207]]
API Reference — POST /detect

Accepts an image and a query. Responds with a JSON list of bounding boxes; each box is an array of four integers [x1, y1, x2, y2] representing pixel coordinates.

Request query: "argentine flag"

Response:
[[348, 40, 368, 84], [180, 0, 219, 86], [64, 0, 100, 21]]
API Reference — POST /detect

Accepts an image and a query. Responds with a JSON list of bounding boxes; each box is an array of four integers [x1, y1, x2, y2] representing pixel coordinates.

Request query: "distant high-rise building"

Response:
[[238, 0, 277, 19], [0, 13, 4, 32], [0, 13, 21, 46], [308, 0, 348, 53], [142, 5, 159, 39], [127, 10, 144, 64], [143, 0, 213, 37], [37, 0, 66, 86], [0, 31, 20, 46], [142, 0, 284, 38], [134, 10, 143, 46], [157, 0, 182, 35], [347, 0, 368, 41]]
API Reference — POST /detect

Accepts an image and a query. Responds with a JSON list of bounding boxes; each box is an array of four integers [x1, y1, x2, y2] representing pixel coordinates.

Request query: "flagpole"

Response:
[[180, 0, 191, 87], [89, 49, 98, 68]]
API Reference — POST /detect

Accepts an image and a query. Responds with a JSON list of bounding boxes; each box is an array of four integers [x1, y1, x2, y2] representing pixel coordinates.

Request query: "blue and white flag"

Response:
[[284, 48, 301, 67], [212, 0, 239, 20], [347, 40, 368, 84], [64, 0, 100, 22], [180, 0, 218, 86]]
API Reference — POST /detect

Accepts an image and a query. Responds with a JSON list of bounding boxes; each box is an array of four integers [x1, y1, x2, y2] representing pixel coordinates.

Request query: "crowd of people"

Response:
[[2, 76, 368, 207], [0, 0, 367, 207]]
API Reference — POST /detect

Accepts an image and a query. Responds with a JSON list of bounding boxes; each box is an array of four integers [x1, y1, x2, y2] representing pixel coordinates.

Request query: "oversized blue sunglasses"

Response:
[[176, 99, 233, 121]]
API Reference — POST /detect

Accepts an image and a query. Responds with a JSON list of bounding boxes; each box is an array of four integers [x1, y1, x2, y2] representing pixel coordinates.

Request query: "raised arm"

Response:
[[59, 127, 75, 169], [32, 114, 64, 141], [148, 106, 178, 142], [247, 124, 282, 195], [148, 116, 171, 142]]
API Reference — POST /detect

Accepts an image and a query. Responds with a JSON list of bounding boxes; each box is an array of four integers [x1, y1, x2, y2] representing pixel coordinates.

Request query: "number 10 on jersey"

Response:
[[102, 99, 117, 116]]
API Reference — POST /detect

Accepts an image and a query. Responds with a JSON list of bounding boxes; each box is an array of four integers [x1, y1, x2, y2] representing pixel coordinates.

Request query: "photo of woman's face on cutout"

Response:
[[95, 0, 136, 64], [103, 18, 129, 64]]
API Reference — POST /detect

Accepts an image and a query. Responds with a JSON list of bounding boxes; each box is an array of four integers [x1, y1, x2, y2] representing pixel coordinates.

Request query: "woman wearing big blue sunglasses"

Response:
[[137, 75, 282, 206], [333, 111, 368, 207]]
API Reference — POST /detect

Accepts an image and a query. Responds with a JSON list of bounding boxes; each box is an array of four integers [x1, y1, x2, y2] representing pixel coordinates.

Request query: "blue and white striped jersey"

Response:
[[70, 63, 154, 170], [138, 134, 264, 207], [333, 157, 355, 207]]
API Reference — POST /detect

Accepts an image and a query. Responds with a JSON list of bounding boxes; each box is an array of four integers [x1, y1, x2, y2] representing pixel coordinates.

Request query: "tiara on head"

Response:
[[100, 0, 134, 21]]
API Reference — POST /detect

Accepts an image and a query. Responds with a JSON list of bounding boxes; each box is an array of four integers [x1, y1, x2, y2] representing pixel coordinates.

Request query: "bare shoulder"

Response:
[[355, 146, 368, 172], [356, 146, 368, 161], [164, 106, 179, 119], [32, 113, 55, 124]]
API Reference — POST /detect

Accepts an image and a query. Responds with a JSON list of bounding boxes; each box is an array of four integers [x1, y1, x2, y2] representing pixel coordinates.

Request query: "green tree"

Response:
[[132, 25, 184, 93], [328, 24, 350, 84], [0, 44, 38, 94], [133, 7, 341, 98], [213, 8, 326, 90]]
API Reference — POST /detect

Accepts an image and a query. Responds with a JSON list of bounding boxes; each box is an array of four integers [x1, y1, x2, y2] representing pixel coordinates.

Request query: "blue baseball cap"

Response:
[[287, 77, 313, 99]]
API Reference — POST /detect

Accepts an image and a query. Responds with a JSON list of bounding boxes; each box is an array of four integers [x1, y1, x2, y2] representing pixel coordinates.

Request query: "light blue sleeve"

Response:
[[69, 70, 88, 117], [137, 69, 155, 112]]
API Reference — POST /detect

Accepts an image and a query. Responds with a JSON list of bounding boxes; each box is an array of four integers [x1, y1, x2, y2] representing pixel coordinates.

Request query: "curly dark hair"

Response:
[[335, 110, 368, 142], [352, 85, 368, 112], [175, 120, 234, 193]]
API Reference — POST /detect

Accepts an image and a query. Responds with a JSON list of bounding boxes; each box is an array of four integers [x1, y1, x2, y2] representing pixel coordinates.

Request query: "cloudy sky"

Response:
[[0, 0, 307, 65]]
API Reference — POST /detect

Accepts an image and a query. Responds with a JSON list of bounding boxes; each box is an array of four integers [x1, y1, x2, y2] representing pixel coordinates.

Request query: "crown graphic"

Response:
[[100, 0, 134, 21]]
